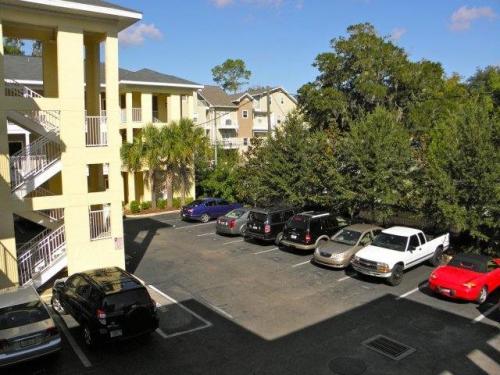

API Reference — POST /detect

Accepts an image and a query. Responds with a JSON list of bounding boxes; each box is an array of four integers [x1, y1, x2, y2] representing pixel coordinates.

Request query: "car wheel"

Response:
[[200, 213, 210, 223], [240, 224, 247, 236], [387, 264, 404, 286], [51, 295, 66, 315], [275, 232, 283, 246], [430, 247, 444, 267], [476, 286, 488, 304], [83, 324, 96, 349]]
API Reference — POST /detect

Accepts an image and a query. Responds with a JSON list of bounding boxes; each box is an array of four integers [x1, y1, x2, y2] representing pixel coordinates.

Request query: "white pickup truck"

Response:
[[351, 226, 449, 286]]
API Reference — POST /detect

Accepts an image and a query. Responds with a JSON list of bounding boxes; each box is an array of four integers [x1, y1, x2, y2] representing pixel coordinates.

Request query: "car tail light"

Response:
[[45, 326, 59, 337], [228, 219, 236, 229], [305, 231, 312, 243], [264, 224, 271, 233], [96, 308, 107, 324]]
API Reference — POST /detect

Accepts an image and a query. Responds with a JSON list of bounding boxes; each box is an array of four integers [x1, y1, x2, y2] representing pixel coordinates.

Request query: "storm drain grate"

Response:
[[362, 335, 416, 361]]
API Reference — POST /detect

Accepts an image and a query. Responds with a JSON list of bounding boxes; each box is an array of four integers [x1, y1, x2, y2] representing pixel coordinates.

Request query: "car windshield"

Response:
[[187, 200, 205, 207], [332, 229, 362, 246], [286, 215, 308, 230], [248, 212, 268, 223], [0, 300, 50, 330], [448, 256, 487, 273], [226, 209, 245, 219], [371, 233, 408, 252], [103, 289, 151, 313]]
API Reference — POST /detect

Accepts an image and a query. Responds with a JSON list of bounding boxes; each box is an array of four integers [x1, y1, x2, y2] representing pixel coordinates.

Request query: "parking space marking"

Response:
[[223, 239, 244, 245], [174, 222, 215, 230], [51, 311, 92, 368], [337, 275, 351, 282], [205, 302, 234, 319], [196, 232, 216, 237], [472, 301, 500, 324], [158, 325, 215, 339], [148, 284, 213, 328], [253, 247, 278, 255], [292, 259, 312, 268], [396, 282, 428, 300]]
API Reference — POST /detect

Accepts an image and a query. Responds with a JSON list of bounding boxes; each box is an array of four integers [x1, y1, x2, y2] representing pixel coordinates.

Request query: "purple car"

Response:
[[180, 198, 243, 223]]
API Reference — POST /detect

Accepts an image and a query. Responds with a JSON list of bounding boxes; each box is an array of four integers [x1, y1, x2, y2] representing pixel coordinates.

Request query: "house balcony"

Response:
[[216, 137, 249, 150], [132, 107, 142, 123], [218, 119, 239, 130], [85, 115, 108, 147]]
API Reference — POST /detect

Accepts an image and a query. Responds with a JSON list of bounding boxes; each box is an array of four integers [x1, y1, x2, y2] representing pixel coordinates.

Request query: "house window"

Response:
[[225, 119, 232, 126], [242, 110, 249, 119]]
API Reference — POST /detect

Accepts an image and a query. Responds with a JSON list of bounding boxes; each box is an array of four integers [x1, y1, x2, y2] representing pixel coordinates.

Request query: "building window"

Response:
[[225, 119, 232, 126], [242, 110, 249, 118], [87, 163, 109, 193]]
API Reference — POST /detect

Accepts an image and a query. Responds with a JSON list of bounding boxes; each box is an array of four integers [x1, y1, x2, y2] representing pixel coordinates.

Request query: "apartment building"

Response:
[[197, 85, 297, 150], [0, 0, 142, 288]]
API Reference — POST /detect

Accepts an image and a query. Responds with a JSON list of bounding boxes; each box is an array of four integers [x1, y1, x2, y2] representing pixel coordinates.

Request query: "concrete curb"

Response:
[[124, 209, 181, 219]]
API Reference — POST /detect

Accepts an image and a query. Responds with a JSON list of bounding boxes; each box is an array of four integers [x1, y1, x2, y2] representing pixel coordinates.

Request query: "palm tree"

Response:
[[120, 125, 163, 208], [172, 118, 210, 205]]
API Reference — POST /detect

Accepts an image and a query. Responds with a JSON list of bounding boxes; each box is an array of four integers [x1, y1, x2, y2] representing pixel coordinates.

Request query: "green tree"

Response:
[[337, 107, 416, 222], [121, 125, 164, 209], [424, 100, 499, 252], [212, 58, 251, 94], [199, 149, 240, 201], [298, 23, 445, 132], [238, 112, 344, 209], [467, 66, 500, 110], [3, 37, 24, 55], [172, 118, 210, 205]]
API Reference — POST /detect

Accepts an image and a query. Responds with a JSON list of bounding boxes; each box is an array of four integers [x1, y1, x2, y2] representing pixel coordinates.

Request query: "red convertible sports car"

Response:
[[429, 253, 500, 304]]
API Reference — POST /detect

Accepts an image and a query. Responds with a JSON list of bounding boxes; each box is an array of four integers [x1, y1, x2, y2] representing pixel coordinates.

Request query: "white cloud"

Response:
[[449, 6, 496, 31], [118, 23, 163, 46], [390, 27, 407, 41], [211, 0, 233, 7]]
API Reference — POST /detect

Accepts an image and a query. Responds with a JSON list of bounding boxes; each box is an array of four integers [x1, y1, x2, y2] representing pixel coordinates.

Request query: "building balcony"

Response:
[[218, 120, 239, 130], [132, 107, 142, 123], [216, 137, 249, 150], [85, 115, 108, 147]]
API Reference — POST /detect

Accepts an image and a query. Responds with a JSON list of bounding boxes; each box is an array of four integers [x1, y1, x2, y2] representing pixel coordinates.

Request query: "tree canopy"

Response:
[[212, 58, 252, 94]]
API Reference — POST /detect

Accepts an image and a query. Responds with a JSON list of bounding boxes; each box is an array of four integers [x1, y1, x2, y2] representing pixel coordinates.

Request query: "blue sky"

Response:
[[116, 0, 500, 93]]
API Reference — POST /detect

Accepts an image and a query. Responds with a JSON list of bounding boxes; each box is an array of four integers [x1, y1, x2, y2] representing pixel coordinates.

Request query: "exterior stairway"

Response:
[[17, 225, 66, 288], [6, 80, 67, 287]]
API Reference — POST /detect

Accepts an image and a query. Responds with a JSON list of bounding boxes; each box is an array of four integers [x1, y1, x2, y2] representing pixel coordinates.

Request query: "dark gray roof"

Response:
[[60, 0, 140, 14], [199, 85, 237, 108], [3, 55, 201, 88], [120, 68, 201, 87]]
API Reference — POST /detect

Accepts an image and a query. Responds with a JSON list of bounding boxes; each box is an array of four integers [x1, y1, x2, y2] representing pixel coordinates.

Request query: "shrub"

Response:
[[157, 199, 166, 209], [172, 198, 182, 209], [140, 201, 152, 210], [130, 201, 141, 214]]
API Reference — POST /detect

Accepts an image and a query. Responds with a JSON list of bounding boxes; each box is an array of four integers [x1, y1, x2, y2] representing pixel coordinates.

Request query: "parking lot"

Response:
[[9, 212, 499, 375]]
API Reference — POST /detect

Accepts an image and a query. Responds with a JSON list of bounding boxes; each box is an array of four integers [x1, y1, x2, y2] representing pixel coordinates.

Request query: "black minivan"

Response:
[[280, 211, 347, 251], [245, 207, 296, 244], [52, 267, 159, 348]]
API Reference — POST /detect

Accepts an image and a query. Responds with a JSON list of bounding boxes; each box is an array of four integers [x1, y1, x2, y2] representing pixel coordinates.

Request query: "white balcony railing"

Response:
[[85, 116, 108, 147], [5, 79, 43, 99], [218, 120, 239, 129], [10, 137, 61, 190], [121, 109, 127, 123], [89, 208, 111, 240], [217, 137, 248, 149], [132, 108, 142, 122]]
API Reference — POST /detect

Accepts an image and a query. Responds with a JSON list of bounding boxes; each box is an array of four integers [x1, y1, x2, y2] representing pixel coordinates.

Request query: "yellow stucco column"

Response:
[[168, 94, 181, 122], [84, 36, 100, 116], [42, 40, 58, 97], [0, 20, 18, 287], [141, 92, 153, 124]]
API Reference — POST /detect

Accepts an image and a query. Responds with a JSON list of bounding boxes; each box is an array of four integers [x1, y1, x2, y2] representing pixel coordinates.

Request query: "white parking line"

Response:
[[292, 259, 312, 268], [51, 312, 92, 368], [253, 247, 278, 255], [223, 239, 244, 245], [196, 232, 215, 237], [337, 276, 351, 282], [472, 301, 500, 324], [205, 303, 234, 319], [396, 282, 428, 300], [148, 285, 213, 328], [174, 222, 214, 230]]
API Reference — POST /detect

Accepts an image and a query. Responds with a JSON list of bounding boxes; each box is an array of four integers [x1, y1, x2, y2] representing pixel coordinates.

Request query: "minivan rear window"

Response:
[[249, 212, 268, 223], [0, 301, 50, 330], [103, 289, 151, 313]]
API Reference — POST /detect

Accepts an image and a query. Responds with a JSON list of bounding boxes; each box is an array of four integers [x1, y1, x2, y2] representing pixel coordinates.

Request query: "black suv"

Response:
[[280, 211, 347, 251], [245, 207, 295, 244], [51, 267, 159, 348]]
